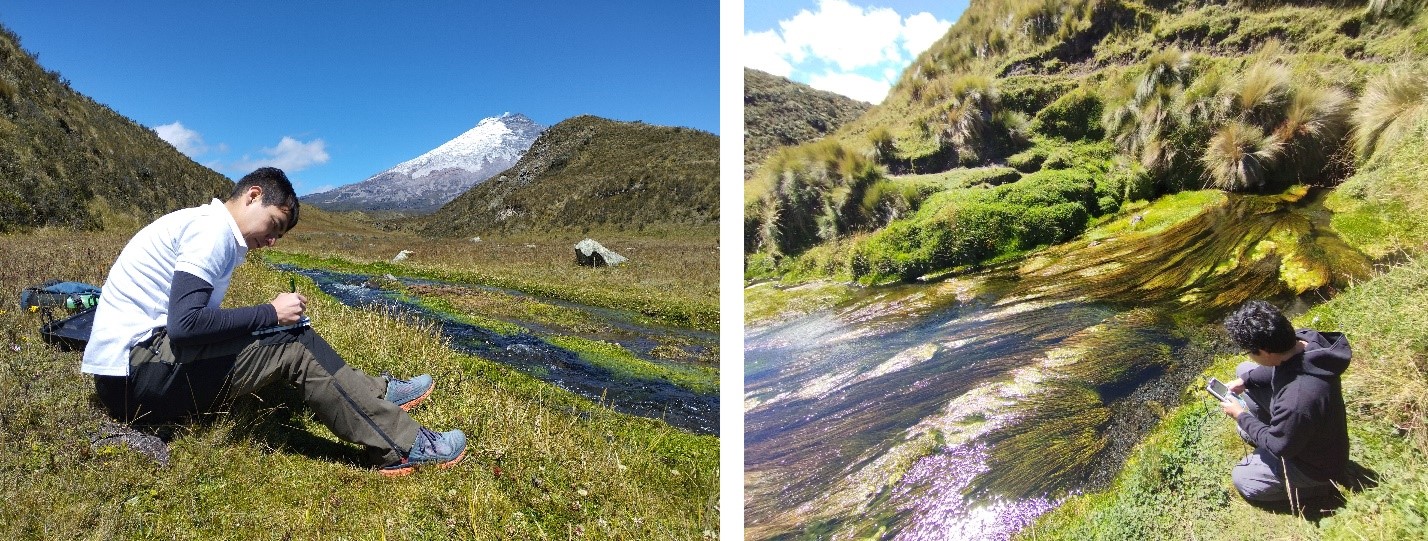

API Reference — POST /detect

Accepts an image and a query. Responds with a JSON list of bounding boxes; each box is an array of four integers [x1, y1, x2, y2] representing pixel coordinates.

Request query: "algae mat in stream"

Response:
[[744, 188, 1370, 540]]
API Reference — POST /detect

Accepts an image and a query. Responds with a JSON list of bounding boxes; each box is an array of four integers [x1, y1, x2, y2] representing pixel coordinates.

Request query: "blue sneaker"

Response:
[[380, 427, 467, 477], [384, 373, 434, 411]]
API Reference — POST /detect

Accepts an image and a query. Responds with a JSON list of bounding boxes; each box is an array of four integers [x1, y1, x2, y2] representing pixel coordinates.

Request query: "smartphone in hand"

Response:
[[1207, 377, 1247, 408]]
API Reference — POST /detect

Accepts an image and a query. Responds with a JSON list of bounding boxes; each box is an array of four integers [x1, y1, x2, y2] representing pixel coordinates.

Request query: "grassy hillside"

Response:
[[421, 115, 718, 237], [743, 68, 871, 180], [744, 0, 1428, 284], [745, 0, 1428, 537], [0, 24, 230, 232]]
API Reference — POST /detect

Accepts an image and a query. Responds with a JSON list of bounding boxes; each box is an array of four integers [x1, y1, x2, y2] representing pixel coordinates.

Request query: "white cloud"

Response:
[[902, 11, 949, 58], [153, 121, 207, 156], [808, 71, 888, 104], [233, 136, 330, 173], [744, 0, 952, 104], [780, 0, 904, 71], [744, 29, 794, 77]]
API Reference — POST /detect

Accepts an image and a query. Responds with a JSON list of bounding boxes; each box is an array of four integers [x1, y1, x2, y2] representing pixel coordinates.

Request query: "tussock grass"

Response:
[[1351, 66, 1428, 161], [1224, 60, 1293, 130], [1203, 120, 1285, 191], [0, 230, 717, 539]]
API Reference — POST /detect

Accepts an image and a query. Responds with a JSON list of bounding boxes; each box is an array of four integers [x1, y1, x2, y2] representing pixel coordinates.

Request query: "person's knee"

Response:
[[1235, 361, 1259, 380], [1233, 463, 1287, 502]]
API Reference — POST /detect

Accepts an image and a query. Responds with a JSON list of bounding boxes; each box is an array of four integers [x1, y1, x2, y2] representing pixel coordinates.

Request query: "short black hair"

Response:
[[230, 167, 300, 231], [1224, 300, 1297, 354]]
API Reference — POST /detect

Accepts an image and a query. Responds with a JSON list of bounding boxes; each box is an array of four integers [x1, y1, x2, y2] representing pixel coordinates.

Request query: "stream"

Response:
[[274, 264, 720, 435], [743, 189, 1370, 539]]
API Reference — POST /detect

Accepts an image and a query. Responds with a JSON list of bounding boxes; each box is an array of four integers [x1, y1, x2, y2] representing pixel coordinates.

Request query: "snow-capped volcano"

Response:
[[304, 112, 545, 213]]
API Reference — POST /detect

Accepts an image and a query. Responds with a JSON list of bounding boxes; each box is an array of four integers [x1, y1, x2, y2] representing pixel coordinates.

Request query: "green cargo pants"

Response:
[[96, 326, 420, 465]]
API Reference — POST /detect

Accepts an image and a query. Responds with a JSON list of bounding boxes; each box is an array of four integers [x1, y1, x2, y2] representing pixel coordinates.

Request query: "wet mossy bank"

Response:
[[745, 185, 1375, 539], [1017, 117, 1428, 541]]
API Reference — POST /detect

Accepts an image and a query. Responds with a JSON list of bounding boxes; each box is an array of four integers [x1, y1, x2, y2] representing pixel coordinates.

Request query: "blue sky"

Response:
[[0, 1, 718, 196], [744, 0, 968, 104]]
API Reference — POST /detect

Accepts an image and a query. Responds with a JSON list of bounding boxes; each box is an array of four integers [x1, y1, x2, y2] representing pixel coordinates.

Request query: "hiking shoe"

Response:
[[380, 427, 467, 477], [384, 373, 434, 411]]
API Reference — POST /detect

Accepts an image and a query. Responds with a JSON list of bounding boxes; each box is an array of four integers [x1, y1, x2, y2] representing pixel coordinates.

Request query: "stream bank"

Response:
[[745, 188, 1369, 539], [276, 264, 720, 435]]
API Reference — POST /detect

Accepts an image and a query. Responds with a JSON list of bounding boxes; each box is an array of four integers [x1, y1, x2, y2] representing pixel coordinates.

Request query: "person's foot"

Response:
[[380, 427, 467, 477], [384, 373, 434, 411]]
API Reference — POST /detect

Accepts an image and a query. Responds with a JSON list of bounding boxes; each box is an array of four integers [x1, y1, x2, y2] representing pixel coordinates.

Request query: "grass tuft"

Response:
[[1202, 121, 1285, 192], [1352, 66, 1428, 162]]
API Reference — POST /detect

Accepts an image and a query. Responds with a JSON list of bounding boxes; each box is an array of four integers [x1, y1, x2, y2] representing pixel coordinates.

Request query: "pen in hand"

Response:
[[290, 276, 296, 293]]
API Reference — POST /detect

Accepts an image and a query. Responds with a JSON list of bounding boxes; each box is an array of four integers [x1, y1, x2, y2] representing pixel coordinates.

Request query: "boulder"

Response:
[[574, 238, 627, 267]]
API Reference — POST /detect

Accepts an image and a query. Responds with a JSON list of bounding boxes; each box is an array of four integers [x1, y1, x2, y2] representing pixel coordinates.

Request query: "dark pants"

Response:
[[94, 327, 420, 465]]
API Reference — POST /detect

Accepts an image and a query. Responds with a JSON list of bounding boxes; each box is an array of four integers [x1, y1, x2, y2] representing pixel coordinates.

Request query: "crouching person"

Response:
[[81, 167, 464, 476], [1217, 300, 1350, 504]]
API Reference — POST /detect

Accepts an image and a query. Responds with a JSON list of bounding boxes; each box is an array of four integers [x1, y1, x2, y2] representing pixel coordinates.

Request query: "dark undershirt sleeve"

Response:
[[167, 271, 279, 346]]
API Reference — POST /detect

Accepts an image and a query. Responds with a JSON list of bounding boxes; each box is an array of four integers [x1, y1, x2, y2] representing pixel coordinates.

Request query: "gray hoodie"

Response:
[[1236, 329, 1351, 481]]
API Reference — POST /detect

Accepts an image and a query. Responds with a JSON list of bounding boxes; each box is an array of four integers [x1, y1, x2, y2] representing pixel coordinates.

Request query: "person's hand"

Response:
[[1226, 378, 1245, 394], [1220, 398, 1246, 419], [271, 292, 307, 325]]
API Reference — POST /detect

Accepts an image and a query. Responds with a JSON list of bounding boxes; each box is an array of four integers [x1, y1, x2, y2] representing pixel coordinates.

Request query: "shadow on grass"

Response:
[[1243, 460, 1380, 524], [87, 383, 367, 468], [221, 384, 367, 465]]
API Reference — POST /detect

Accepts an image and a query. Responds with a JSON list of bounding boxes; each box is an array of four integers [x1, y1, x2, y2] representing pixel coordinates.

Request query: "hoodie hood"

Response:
[[1296, 329, 1351, 378]]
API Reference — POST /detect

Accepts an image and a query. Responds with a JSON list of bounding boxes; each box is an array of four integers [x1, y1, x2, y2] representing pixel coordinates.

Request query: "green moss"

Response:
[[545, 336, 718, 395], [1007, 147, 1048, 173], [1031, 86, 1105, 141], [978, 381, 1111, 498], [403, 291, 527, 336], [1327, 116, 1428, 258], [849, 162, 1109, 283], [744, 281, 854, 327]]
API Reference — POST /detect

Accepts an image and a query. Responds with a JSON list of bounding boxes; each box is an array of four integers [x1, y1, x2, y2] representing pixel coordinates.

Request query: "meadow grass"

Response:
[[0, 229, 719, 539], [268, 213, 718, 332]]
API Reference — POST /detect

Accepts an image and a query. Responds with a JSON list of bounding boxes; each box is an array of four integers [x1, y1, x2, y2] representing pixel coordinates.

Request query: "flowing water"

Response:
[[275, 264, 720, 435], [744, 189, 1369, 539]]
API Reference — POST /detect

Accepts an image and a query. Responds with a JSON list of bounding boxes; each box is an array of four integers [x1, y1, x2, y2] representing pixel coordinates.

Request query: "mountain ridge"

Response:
[[303, 112, 543, 214], [420, 115, 718, 236], [743, 68, 871, 180]]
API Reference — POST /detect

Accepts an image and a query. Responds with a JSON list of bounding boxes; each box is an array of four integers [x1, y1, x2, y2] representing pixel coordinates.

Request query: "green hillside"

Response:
[[421, 115, 718, 237], [746, 0, 1428, 283], [746, 0, 1428, 538], [0, 24, 230, 232], [743, 68, 871, 180]]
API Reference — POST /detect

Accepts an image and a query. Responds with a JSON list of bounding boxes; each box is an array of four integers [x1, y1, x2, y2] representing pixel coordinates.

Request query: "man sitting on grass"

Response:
[[82, 167, 464, 476], [1217, 300, 1351, 504]]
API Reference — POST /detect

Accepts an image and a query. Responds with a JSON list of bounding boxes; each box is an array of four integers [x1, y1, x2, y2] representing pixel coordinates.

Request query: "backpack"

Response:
[[20, 280, 101, 351]]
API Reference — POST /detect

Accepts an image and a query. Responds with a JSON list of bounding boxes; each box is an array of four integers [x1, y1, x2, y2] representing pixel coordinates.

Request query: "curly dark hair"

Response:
[[229, 167, 300, 231], [1223, 300, 1296, 354]]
